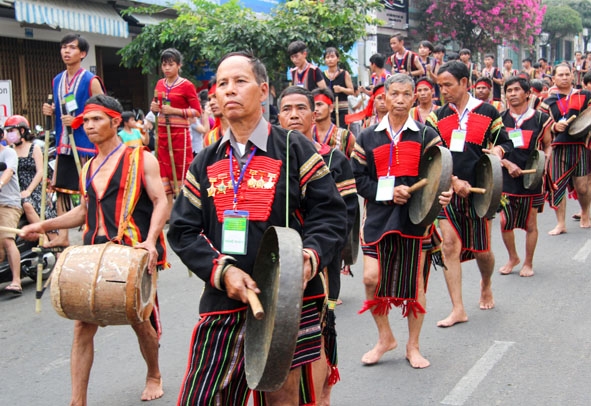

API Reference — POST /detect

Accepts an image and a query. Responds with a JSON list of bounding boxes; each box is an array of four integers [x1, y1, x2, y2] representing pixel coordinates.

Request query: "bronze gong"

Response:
[[473, 154, 503, 218], [568, 110, 590, 139], [409, 146, 453, 227], [523, 149, 545, 190], [244, 226, 304, 392]]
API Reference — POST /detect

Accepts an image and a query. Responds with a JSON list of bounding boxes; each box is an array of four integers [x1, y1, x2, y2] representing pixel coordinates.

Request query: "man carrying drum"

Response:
[[539, 63, 591, 234], [427, 61, 512, 327], [21, 95, 168, 404], [352, 74, 452, 368], [498, 76, 552, 277], [168, 51, 347, 405]]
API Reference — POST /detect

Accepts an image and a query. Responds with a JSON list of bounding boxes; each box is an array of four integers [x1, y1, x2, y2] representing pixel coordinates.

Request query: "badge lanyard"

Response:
[[164, 76, 180, 102], [65, 68, 83, 95], [229, 145, 257, 211], [85, 143, 123, 199], [394, 51, 408, 72], [386, 124, 404, 176], [557, 89, 573, 119], [314, 123, 334, 145], [296, 63, 311, 87]]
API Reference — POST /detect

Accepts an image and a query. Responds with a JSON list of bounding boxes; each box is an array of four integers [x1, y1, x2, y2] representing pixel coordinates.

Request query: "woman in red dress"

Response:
[[150, 48, 201, 209]]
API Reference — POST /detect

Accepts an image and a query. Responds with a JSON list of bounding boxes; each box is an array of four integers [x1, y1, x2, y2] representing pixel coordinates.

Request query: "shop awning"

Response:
[[14, 0, 129, 38], [129, 12, 169, 27]]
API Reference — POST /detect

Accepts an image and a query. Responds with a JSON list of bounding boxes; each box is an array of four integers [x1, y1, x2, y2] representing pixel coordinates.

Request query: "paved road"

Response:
[[1, 202, 591, 405]]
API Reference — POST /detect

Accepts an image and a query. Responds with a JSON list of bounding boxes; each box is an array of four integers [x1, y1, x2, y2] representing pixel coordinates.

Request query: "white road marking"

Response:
[[441, 341, 514, 405], [573, 239, 591, 263]]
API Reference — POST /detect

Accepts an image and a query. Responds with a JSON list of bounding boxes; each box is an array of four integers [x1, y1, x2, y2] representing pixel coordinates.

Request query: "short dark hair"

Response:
[[86, 95, 123, 114], [553, 62, 572, 74], [324, 47, 339, 59], [121, 111, 135, 123], [419, 40, 434, 53], [459, 48, 471, 56], [390, 33, 405, 42], [532, 62, 541, 69], [278, 86, 314, 111], [369, 53, 386, 69], [161, 48, 182, 65], [503, 58, 513, 64], [522, 58, 532, 64], [218, 51, 268, 84], [287, 40, 307, 57], [484, 53, 495, 60], [504, 76, 530, 93], [446, 52, 460, 61], [538, 57, 548, 63], [438, 60, 469, 82], [312, 87, 335, 103], [60, 33, 89, 54], [433, 44, 446, 54], [529, 79, 545, 92], [584, 71, 591, 86]]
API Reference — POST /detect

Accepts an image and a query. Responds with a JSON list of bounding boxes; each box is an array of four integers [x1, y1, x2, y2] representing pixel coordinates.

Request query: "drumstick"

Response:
[[247, 289, 265, 320], [521, 169, 537, 175], [469, 187, 487, 194], [566, 115, 577, 125], [407, 178, 428, 194], [0, 226, 22, 235]]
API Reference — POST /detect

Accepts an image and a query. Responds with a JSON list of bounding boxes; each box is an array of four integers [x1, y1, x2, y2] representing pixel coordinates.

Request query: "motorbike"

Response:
[[0, 125, 58, 286]]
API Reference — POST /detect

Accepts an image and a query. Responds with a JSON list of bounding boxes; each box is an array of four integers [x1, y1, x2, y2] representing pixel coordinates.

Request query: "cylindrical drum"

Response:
[[51, 243, 156, 326]]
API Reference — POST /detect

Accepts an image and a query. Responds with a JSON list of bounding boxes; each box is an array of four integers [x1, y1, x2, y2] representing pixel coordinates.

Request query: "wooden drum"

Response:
[[50, 243, 156, 326]]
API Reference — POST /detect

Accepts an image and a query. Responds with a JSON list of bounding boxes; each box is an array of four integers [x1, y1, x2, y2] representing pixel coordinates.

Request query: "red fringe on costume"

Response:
[[358, 297, 426, 318]]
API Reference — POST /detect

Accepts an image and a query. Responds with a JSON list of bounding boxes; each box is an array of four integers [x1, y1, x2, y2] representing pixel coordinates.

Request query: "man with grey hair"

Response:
[[168, 51, 347, 405], [352, 73, 452, 368]]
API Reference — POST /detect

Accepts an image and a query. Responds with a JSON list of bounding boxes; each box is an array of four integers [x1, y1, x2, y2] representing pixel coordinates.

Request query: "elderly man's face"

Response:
[[385, 81, 415, 118], [279, 93, 313, 137]]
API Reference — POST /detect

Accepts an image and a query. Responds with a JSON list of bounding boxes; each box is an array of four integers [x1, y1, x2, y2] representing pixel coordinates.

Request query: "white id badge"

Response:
[[221, 210, 249, 255], [65, 93, 78, 114], [509, 129, 524, 148], [450, 129, 466, 152], [376, 176, 395, 201]]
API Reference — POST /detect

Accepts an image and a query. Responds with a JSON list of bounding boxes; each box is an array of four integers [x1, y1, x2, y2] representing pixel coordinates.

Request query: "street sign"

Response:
[[0, 80, 13, 127]]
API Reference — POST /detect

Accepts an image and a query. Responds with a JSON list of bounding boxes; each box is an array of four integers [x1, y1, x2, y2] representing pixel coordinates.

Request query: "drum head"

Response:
[[523, 149, 545, 190], [341, 206, 360, 265], [568, 107, 591, 138], [409, 146, 453, 226], [474, 154, 503, 218], [245, 227, 304, 391]]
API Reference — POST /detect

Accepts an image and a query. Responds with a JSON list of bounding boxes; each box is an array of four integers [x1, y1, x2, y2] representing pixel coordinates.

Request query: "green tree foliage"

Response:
[[542, 5, 583, 39], [118, 0, 382, 84]]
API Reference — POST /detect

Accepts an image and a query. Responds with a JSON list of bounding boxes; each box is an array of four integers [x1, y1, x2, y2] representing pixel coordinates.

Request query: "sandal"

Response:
[[4, 283, 22, 295]]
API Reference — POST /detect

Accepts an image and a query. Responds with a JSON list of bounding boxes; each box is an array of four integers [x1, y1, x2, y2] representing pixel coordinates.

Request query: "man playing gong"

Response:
[[168, 51, 346, 405], [22, 95, 168, 404], [352, 74, 452, 368], [427, 61, 512, 327], [498, 76, 552, 277]]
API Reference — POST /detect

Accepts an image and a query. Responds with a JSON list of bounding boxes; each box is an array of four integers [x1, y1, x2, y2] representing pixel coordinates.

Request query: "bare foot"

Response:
[[548, 226, 566, 236], [406, 346, 430, 369], [141, 377, 163, 401], [519, 265, 534, 277], [580, 221, 591, 229], [499, 257, 520, 275], [361, 340, 397, 365], [479, 281, 495, 310], [437, 311, 468, 328]]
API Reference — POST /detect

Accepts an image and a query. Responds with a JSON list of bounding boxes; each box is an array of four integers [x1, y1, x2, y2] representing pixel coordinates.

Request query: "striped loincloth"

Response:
[[500, 193, 544, 231], [439, 194, 490, 262], [548, 144, 591, 207]]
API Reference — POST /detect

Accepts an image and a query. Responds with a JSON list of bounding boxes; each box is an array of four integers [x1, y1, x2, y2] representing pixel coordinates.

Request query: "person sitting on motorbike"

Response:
[[0, 118, 23, 294], [4, 115, 59, 247]]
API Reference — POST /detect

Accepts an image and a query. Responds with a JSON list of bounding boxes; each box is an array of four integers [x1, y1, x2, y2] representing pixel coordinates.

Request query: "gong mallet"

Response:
[[247, 288, 265, 320], [35, 94, 53, 312], [163, 92, 179, 197]]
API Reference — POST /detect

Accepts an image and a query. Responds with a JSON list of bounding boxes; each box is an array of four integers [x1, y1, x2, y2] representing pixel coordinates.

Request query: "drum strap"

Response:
[[116, 147, 143, 241]]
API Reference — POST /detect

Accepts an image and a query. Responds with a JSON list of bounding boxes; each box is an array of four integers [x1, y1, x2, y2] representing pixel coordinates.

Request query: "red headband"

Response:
[[373, 86, 385, 97], [416, 79, 434, 91], [314, 94, 333, 106], [71, 104, 122, 129], [208, 83, 217, 96], [476, 80, 492, 89]]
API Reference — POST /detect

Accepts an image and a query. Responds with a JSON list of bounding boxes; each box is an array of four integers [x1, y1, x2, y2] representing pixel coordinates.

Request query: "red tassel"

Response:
[[327, 364, 340, 386]]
